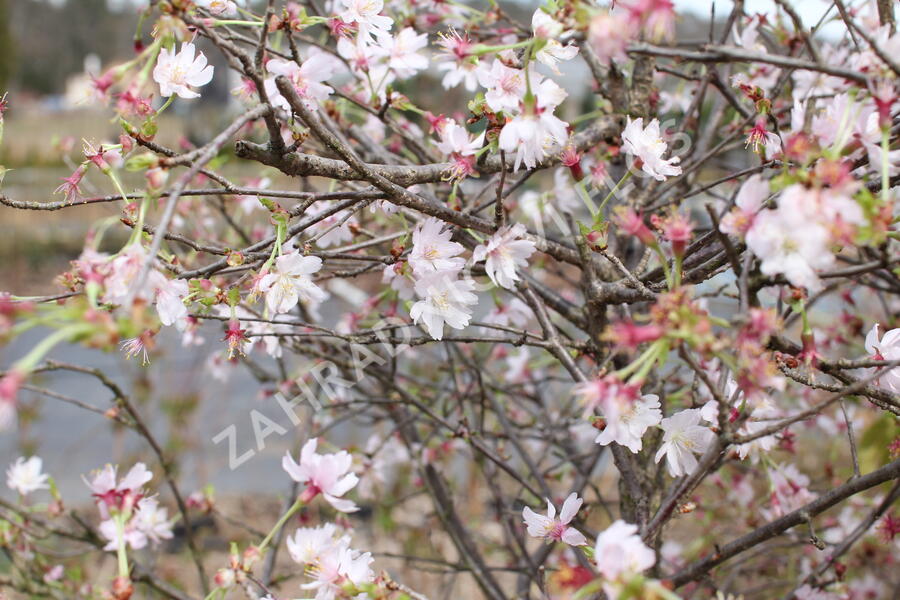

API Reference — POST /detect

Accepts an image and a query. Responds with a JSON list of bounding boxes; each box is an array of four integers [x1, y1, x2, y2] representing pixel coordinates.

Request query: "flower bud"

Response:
[[111, 576, 133, 600], [214, 568, 235, 588], [145, 167, 168, 190]]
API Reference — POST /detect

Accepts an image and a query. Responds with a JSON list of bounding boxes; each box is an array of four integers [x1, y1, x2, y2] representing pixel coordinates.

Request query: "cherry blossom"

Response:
[[573, 374, 642, 419], [264, 53, 337, 111], [282, 438, 360, 512], [357, 434, 410, 498], [498, 108, 569, 171], [258, 253, 328, 314], [1, 2, 898, 596], [477, 61, 527, 114], [382, 261, 415, 300], [408, 217, 466, 275], [410, 270, 478, 340], [373, 28, 429, 77], [102, 245, 168, 306], [301, 543, 374, 600], [435, 30, 479, 91], [522, 493, 588, 546], [765, 463, 815, 519], [155, 278, 189, 327], [744, 185, 835, 291], [864, 324, 900, 392], [6, 456, 49, 496], [719, 175, 768, 236], [594, 393, 662, 453], [594, 520, 656, 580], [84, 463, 153, 516], [531, 10, 578, 72], [434, 120, 483, 157], [621, 117, 683, 181], [654, 409, 715, 477], [131, 497, 174, 546], [153, 43, 215, 99], [54, 165, 87, 203], [588, 12, 635, 65], [98, 496, 170, 551], [434, 119, 484, 180], [536, 40, 579, 73], [286, 523, 348, 565], [339, 0, 392, 41], [472, 224, 536, 289], [482, 297, 533, 330], [194, 0, 237, 16], [99, 517, 148, 551]]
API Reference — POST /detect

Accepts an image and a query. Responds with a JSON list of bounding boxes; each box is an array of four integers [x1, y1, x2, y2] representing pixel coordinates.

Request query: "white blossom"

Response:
[[654, 409, 715, 477], [7, 456, 49, 496], [153, 43, 214, 99], [621, 116, 682, 181], [410, 270, 478, 340]]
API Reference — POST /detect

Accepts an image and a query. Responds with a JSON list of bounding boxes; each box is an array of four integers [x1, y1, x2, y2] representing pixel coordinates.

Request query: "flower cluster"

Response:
[[84, 463, 173, 551], [286, 523, 375, 600]]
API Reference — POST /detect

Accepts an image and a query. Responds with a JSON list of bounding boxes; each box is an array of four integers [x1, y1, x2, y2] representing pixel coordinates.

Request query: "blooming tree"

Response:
[[1, 0, 900, 599]]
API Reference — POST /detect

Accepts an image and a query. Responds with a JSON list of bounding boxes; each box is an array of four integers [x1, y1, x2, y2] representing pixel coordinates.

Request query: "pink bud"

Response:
[[614, 208, 656, 246], [0, 369, 25, 405], [145, 167, 168, 190], [119, 134, 134, 154], [214, 569, 235, 588]]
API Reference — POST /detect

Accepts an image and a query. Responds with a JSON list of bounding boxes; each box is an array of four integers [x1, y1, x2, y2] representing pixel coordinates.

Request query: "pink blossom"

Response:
[[409, 217, 465, 275], [102, 244, 167, 306], [482, 297, 533, 330], [339, 0, 392, 41], [286, 523, 348, 565], [264, 53, 337, 111], [744, 184, 836, 290], [766, 463, 815, 518], [621, 117, 682, 181], [522, 493, 588, 546], [594, 393, 662, 453], [626, 0, 676, 41], [283, 438, 360, 512], [0, 369, 25, 431], [84, 463, 153, 515], [436, 30, 479, 91], [864, 324, 900, 392], [471, 224, 536, 289], [54, 165, 87, 203], [156, 278, 189, 327], [588, 12, 635, 65], [373, 28, 429, 78], [382, 261, 415, 300], [477, 61, 527, 114], [258, 253, 328, 314], [745, 117, 782, 157], [301, 543, 374, 598], [720, 175, 769, 236], [498, 109, 569, 171], [573, 374, 642, 419]]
